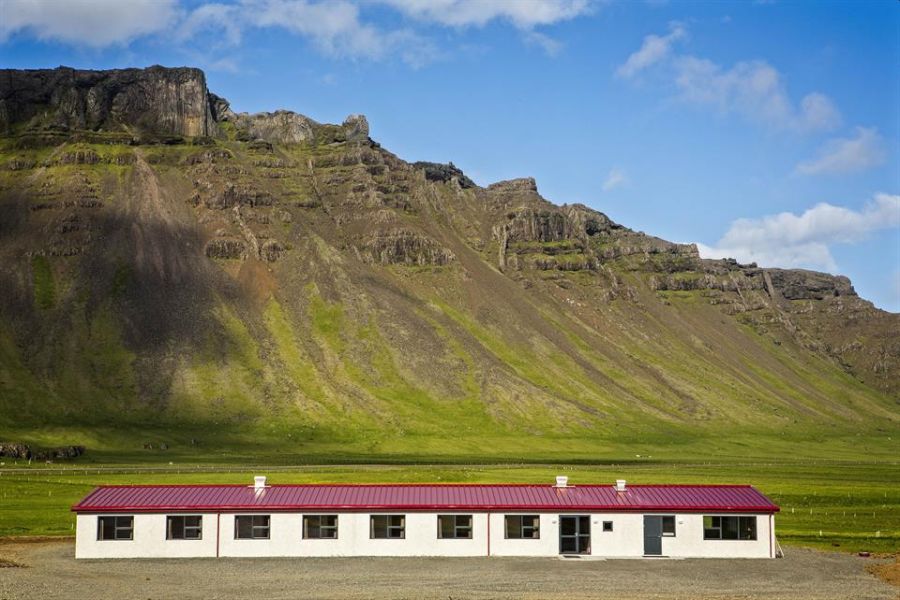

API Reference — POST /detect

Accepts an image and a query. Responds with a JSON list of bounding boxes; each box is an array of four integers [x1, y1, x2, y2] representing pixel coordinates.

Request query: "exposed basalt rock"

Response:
[[0, 66, 217, 136], [503, 208, 580, 243], [563, 204, 621, 236], [0, 443, 85, 460], [56, 149, 100, 164], [0, 442, 31, 459], [597, 231, 700, 263], [207, 92, 233, 122], [261, 239, 285, 262], [184, 148, 232, 165], [363, 229, 455, 266], [224, 110, 371, 146], [765, 268, 856, 300], [204, 238, 246, 259], [228, 110, 317, 144], [522, 254, 599, 271], [35, 445, 86, 460], [342, 114, 369, 142], [204, 183, 274, 210], [6, 157, 36, 170], [412, 161, 476, 189], [703, 258, 759, 275], [487, 177, 539, 194]]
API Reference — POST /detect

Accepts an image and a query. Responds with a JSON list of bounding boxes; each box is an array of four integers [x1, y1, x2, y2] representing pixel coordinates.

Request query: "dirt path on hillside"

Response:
[[0, 539, 895, 600]]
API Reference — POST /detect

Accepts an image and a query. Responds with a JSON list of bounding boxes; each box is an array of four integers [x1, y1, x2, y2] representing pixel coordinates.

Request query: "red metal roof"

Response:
[[72, 483, 779, 513]]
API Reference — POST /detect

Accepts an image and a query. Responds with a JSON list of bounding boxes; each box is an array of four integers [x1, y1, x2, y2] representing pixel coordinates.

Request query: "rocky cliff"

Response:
[[0, 66, 216, 138], [0, 66, 896, 457]]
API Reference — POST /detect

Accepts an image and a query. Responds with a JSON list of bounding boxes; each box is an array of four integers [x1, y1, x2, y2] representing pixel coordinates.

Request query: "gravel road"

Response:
[[0, 540, 895, 600]]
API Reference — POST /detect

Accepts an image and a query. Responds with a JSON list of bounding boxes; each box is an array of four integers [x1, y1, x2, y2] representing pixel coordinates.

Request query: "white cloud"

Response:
[[617, 24, 841, 133], [523, 31, 562, 56], [250, 0, 390, 59], [672, 56, 841, 132], [616, 22, 685, 79], [0, 0, 178, 47], [697, 193, 900, 272], [177, 0, 438, 67], [795, 127, 887, 176], [176, 3, 242, 46], [378, 0, 592, 29], [1, 0, 592, 65], [601, 167, 628, 192]]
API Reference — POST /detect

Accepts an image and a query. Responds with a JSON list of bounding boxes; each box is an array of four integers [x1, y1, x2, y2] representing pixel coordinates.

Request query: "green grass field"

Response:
[[1, 456, 896, 553]]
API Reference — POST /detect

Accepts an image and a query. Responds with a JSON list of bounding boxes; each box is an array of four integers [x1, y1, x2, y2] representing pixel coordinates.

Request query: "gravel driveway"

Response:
[[0, 540, 894, 600]]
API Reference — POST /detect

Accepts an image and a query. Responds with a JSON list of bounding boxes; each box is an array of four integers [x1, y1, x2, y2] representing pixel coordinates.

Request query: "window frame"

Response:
[[661, 515, 676, 537], [370, 514, 406, 539], [703, 515, 757, 541], [97, 515, 134, 541], [166, 515, 203, 540], [303, 514, 339, 539], [504, 514, 540, 539], [234, 514, 271, 540], [602, 521, 614, 532], [437, 514, 473, 539]]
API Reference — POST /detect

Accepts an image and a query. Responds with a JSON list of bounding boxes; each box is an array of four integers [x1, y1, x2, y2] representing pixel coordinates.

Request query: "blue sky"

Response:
[[2, 0, 898, 310]]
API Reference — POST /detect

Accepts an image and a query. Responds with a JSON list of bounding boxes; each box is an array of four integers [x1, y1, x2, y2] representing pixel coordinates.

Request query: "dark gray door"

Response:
[[559, 515, 591, 554], [643, 515, 662, 555]]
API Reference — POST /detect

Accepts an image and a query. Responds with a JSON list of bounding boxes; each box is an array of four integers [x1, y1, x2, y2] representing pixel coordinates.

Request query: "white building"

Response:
[[72, 476, 779, 559]]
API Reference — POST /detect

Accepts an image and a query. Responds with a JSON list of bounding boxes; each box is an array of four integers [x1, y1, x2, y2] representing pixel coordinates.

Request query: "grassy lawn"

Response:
[[1, 457, 896, 553]]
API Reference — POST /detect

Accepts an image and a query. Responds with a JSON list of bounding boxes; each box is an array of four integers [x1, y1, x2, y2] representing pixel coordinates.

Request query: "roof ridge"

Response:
[[84, 483, 757, 489]]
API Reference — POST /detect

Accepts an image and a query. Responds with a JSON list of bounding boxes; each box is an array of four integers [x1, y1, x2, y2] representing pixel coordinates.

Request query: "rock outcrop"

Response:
[[342, 114, 369, 143], [363, 229, 455, 266], [765, 269, 856, 300], [228, 110, 318, 144], [487, 177, 539, 195], [412, 161, 476, 189], [0, 66, 216, 136], [0, 443, 85, 460]]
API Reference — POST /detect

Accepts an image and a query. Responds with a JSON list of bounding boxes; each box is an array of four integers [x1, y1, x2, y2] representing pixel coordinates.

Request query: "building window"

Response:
[[661, 516, 676, 537], [235, 515, 270, 539], [304, 515, 338, 539], [703, 516, 757, 540], [504, 515, 540, 539], [438, 515, 473, 539], [602, 521, 613, 532], [97, 516, 133, 541], [371, 515, 405, 539], [167, 515, 202, 540]]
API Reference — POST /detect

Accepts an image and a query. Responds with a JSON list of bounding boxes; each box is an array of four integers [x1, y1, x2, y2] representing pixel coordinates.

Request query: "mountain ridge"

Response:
[[0, 65, 896, 457]]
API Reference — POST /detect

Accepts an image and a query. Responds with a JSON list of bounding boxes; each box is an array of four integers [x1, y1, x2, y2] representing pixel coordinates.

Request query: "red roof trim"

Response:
[[71, 483, 780, 513], [72, 505, 779, 514]]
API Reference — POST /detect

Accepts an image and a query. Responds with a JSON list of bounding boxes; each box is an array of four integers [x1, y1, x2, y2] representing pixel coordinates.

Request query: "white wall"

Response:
[[75, 513, 218, 559], [218, 512, 489, 558], [75, 511, 774, 559]]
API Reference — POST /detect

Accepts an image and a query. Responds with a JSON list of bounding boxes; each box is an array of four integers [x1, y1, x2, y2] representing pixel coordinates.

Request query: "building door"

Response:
[[559, 515, 591, 555], [643, 516, 663, 556]]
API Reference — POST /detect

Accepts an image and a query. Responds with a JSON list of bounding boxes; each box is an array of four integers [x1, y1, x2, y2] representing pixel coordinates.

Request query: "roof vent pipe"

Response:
[[615, 479, 627, 492], [254, 475, 267, 490], [555, 475, 569, 488]]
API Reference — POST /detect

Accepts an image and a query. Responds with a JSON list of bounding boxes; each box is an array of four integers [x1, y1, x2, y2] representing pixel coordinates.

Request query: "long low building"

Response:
[[72, 476, 780, 559]]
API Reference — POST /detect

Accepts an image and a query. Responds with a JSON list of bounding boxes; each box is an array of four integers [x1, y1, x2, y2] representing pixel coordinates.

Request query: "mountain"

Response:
[[0, 66, 897, 460]]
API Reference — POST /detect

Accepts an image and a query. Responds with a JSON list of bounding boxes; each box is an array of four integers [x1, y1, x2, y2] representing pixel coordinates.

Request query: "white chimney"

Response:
[[254, 475, 267, 490], [615, 479, 627, 492], [555, 475, 569, 488]]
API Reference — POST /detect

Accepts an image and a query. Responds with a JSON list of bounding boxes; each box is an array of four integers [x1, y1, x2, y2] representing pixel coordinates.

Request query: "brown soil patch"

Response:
[[867, 555, 900, 587]]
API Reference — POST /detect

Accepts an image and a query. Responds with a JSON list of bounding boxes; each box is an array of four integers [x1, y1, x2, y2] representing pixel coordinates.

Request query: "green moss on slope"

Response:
[[31, 256, 55, 309]]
